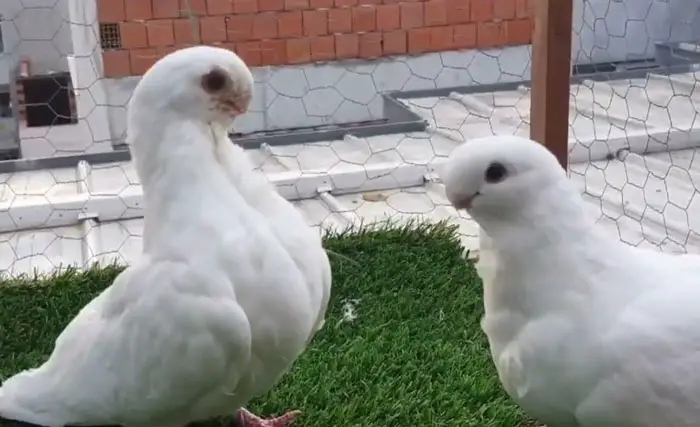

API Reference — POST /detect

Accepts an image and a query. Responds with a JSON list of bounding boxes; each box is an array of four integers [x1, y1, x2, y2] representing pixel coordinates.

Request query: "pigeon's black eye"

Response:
[[484, 162, 508, 183], [201, 69, 228, 93]]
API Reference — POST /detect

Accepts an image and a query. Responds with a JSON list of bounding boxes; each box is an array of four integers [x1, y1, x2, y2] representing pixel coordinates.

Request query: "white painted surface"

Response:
[[403, 70, 700, 162], [1, 71, 700, 276], [0, 0, 74, 85]]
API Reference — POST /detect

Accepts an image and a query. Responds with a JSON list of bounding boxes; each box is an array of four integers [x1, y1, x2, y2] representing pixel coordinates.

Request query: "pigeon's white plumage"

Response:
[[0, 46, 331, 427], [210, 131, 331, 342], [441, 135, 700, 427]]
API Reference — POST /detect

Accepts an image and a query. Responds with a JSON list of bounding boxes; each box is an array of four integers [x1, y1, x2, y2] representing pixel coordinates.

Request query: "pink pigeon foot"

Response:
[[237, 408, 301, 427]]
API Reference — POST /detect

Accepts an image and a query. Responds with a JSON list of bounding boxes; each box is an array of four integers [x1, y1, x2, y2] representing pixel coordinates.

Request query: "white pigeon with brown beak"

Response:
[[0, 46, 331, 427], [441, 135, 700, 427]]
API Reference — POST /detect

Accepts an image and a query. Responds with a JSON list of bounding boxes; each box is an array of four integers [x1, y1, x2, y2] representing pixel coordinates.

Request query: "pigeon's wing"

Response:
[[574, 282, 700, 427], [0, 258, 252, 427]]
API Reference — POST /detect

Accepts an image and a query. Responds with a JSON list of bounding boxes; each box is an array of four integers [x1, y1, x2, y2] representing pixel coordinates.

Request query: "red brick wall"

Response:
[[98, 0, 534, 78]]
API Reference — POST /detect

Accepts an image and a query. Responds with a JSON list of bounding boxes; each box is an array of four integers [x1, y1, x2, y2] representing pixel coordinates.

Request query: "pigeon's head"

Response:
[[440, 135, 567, 221], [131, 46, 254, 127]]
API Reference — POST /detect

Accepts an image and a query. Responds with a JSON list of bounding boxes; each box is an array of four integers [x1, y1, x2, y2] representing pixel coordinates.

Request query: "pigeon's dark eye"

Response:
[[484, 162, 508, 183], [201, 69, 228, 93]]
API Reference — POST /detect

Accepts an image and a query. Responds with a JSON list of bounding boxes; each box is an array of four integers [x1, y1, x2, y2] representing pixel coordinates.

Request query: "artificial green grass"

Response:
[[0, 222, 532, 427]]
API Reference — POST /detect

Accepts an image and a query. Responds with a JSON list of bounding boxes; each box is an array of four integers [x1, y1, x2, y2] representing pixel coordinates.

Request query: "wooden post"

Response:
[[529, 0, 574, 170]]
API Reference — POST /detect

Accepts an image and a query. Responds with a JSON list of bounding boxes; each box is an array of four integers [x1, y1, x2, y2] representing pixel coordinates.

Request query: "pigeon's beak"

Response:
[[222, 92, 252, 116], [222, 99, 246, 115], [453, 192, 480, 210]]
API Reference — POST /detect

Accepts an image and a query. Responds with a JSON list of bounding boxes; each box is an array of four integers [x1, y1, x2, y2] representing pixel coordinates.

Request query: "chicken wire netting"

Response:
[[0, 0, 698, 276]]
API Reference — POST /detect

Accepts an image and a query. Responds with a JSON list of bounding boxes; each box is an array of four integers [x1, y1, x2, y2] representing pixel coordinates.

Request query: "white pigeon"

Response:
[[0, 46, 331, 427], [440, 134, 700, 427]]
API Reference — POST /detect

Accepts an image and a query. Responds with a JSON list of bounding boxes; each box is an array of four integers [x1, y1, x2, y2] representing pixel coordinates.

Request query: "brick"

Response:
[[376, 4, 399, 31], [400, 3, 423, 29], [430, 25, 452, 50], [278, 11, 303, 37], [234, 0, 258, 14], [359, 0, 381, 4], [218, 42, 237, 51], [352, 6, 376, 32], [130, 48, 159, 75], [226, 15, 254, 41], [156, 46, 179, 57], [505, 18, 532, 45], [97, 0, 125, 23], [335, 0, 358, 6], [173, 18, 200, 44], [446, 0, 470, 24], [494, 0, 516, 20], [471, 0, 493, 22], [259, 0, 284, 10], [235, 41, 262, 66], [477, 21, 504, 48], [515, 0, 533, 18], [328, 8, 352, 33], [310, 35, 335, 61], [359, 32, 381, 58], [383, 30, 406, 55], [206, 0, 233, 14], [102, 50, 131, 78], [407, 27, 430, 53], [261, 39, 287, 65], [153, 0, 181, 18], [452, 23, 476, 49], [335, 33, 358, 59], [200, 16, 228, 42], [303, 10, 328, 36], [180, 0, 207, 15], [146, 20, 175, 47], [424, 0, 447, 26], [287, 38, 311, 63], [285, 0, 309, 9], [120, 22, 148, 48], [310, 0, 334, 8], [250, 13, 277, 39], [125, 0, 152, 20]]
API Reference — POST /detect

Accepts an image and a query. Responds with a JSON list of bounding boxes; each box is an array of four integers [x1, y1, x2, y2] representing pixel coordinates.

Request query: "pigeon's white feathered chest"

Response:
[[478, 238, 612, 426], [147, 171, 319, 420]]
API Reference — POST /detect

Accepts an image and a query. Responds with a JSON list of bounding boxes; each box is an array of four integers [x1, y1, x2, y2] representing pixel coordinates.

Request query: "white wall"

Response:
[[667, 0, 700, 42], [0, 0, 73, 85]]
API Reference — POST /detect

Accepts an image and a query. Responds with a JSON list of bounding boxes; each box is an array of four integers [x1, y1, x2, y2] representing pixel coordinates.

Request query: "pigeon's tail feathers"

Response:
[[0, 287, 121, 426], [0, 259, 255, 427], [0, 368, 75, 427]]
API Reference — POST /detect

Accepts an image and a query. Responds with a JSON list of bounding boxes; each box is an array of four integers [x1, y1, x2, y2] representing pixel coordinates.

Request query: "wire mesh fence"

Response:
[[0, 0, 698, 276], [567, 0, 700, 254]]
